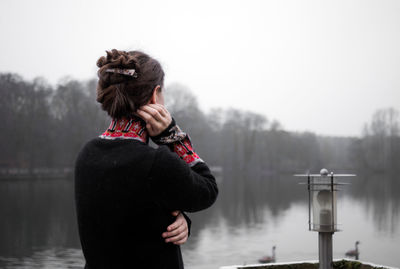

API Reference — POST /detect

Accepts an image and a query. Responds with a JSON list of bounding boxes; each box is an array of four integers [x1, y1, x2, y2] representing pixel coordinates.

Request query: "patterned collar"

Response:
[[100, 117, 148, 144]]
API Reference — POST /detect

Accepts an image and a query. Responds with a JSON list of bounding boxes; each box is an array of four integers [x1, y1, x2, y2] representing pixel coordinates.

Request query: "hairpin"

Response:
[[105, 68, 138, 78]]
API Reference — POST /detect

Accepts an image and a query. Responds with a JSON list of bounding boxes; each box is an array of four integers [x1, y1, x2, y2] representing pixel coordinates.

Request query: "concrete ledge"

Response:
[[220, 259, 398, 269]]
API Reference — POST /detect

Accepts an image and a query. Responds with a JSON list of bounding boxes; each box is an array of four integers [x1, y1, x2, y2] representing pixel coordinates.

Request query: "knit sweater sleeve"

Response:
[[150, 118, 204, 167], [148, 145, 218, 213]]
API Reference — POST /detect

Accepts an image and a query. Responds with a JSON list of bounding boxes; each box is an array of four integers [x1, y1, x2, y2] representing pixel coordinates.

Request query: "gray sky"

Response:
[[1, 0, 399, 136]]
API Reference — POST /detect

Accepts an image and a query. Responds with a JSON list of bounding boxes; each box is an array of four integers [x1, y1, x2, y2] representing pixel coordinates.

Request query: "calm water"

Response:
[[0, 173, 399, 268]]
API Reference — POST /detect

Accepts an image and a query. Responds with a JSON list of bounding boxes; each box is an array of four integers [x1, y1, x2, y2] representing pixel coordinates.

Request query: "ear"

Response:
[[149, 85, 161, 104]]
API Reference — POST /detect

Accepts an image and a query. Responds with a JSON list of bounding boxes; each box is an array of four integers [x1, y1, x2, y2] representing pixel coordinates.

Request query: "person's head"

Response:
[[96, 49, 165, 119]]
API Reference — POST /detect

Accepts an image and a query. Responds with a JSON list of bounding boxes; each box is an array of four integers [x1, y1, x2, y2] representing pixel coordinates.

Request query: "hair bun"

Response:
[[98, 49, 138, 70], [96, 56, 107, 68], [96, 49, 165, 119], [97, 50, 138, 86]]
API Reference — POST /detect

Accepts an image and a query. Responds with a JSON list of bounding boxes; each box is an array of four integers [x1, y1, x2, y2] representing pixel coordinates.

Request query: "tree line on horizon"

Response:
[[0, 72, 399, 177], [1, 73, 399, 251]]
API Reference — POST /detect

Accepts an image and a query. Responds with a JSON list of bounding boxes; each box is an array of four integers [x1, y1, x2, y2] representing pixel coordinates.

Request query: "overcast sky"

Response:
[[1, 0, 399, 136]]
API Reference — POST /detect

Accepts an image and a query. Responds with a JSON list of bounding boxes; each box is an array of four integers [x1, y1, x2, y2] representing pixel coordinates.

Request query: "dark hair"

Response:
[[96, 49, 164, 119]]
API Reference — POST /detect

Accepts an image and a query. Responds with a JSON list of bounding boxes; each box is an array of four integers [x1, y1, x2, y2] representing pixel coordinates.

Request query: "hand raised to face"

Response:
[[136, 104, 172, 137]]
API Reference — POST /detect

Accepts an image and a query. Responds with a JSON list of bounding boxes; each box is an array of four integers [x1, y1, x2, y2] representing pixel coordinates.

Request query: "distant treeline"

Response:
[[0, 73, 399, 177]]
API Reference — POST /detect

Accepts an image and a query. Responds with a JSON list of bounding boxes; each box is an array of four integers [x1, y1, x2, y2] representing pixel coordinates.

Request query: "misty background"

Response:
[[0, 0, 400, 268], [0, 72, 399, 174], [1, 0, 400, 136], [0, 73, 399, 268]]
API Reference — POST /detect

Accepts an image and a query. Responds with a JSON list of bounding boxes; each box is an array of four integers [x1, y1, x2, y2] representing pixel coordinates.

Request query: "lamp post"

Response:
[[294, 169, 355, 269]]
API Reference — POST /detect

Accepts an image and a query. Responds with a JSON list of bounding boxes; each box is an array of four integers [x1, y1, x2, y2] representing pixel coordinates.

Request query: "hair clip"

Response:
[[105, 68, 138, 78]]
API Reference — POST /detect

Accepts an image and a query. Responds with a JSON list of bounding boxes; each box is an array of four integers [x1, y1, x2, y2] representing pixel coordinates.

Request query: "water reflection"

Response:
[[0, 171, 399, 268], [349, 173, 400, 234], [0, 179, 80, 258], [0, 248, 84, 269]]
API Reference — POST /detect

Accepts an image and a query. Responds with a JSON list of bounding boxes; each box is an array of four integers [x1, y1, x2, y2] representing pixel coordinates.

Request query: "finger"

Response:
[[163, 218, 185, 237], [173, 237, 188, 245], [147, 104, 171, 129], [136, 109, 161, 133], [163, 220, 184, 236], [157, 104, 171, 116], [167, 218, 184, 232], [163, 230, 184, 240], [137, 107, 160, 124], [140, 105, 163, 121], [165, 231, 187, 243], [166, 220, 184, 234], [171, 211, 180, 217], [163, 224, 185, 238], [165, 230, 187, 243], [136, 109, 155, 123], [147, 104, 172, 126], [148, 104, 167, 117]]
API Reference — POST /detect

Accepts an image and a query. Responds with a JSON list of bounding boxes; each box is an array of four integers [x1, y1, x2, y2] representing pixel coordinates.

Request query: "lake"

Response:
[[0, 172, 399, 268]]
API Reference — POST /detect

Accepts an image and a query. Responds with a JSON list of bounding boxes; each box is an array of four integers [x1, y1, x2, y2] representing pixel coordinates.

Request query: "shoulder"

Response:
[[79, 137, 152, 153], [75, 138, 156, 167], [75, 138, 99, 163], [151, 145, 213, 183], [152, 145, 189, 172]]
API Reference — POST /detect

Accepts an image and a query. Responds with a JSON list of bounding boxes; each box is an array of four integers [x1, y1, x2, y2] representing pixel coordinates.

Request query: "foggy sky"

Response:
[[1, 0, 399, 136]]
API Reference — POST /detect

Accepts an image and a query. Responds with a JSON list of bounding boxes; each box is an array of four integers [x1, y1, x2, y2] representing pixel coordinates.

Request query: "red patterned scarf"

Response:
[[100, 117, 148, 144]]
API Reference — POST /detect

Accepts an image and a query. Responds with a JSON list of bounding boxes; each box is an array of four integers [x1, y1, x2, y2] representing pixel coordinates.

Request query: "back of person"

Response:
[[74, 49, 218, 269], [76, 138, 183, 268]]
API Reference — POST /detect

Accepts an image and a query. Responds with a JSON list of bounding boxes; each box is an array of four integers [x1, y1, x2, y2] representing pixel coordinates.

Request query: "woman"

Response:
[[74, 49, 218, 269]]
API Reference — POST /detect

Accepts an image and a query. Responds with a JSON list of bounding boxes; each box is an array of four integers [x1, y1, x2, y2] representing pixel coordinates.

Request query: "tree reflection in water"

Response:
[[0, 171, 398, 267]]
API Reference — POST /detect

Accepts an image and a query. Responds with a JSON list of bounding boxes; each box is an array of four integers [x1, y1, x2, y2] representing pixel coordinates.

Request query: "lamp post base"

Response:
[[319, 232, 333, 269]]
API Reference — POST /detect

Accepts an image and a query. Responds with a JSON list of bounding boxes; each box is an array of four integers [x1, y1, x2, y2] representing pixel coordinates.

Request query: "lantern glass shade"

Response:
[[310, 177, 337, 232]]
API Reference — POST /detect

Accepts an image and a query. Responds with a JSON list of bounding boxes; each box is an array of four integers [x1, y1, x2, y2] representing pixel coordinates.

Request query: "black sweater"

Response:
[[74, 137, 218, 269]]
